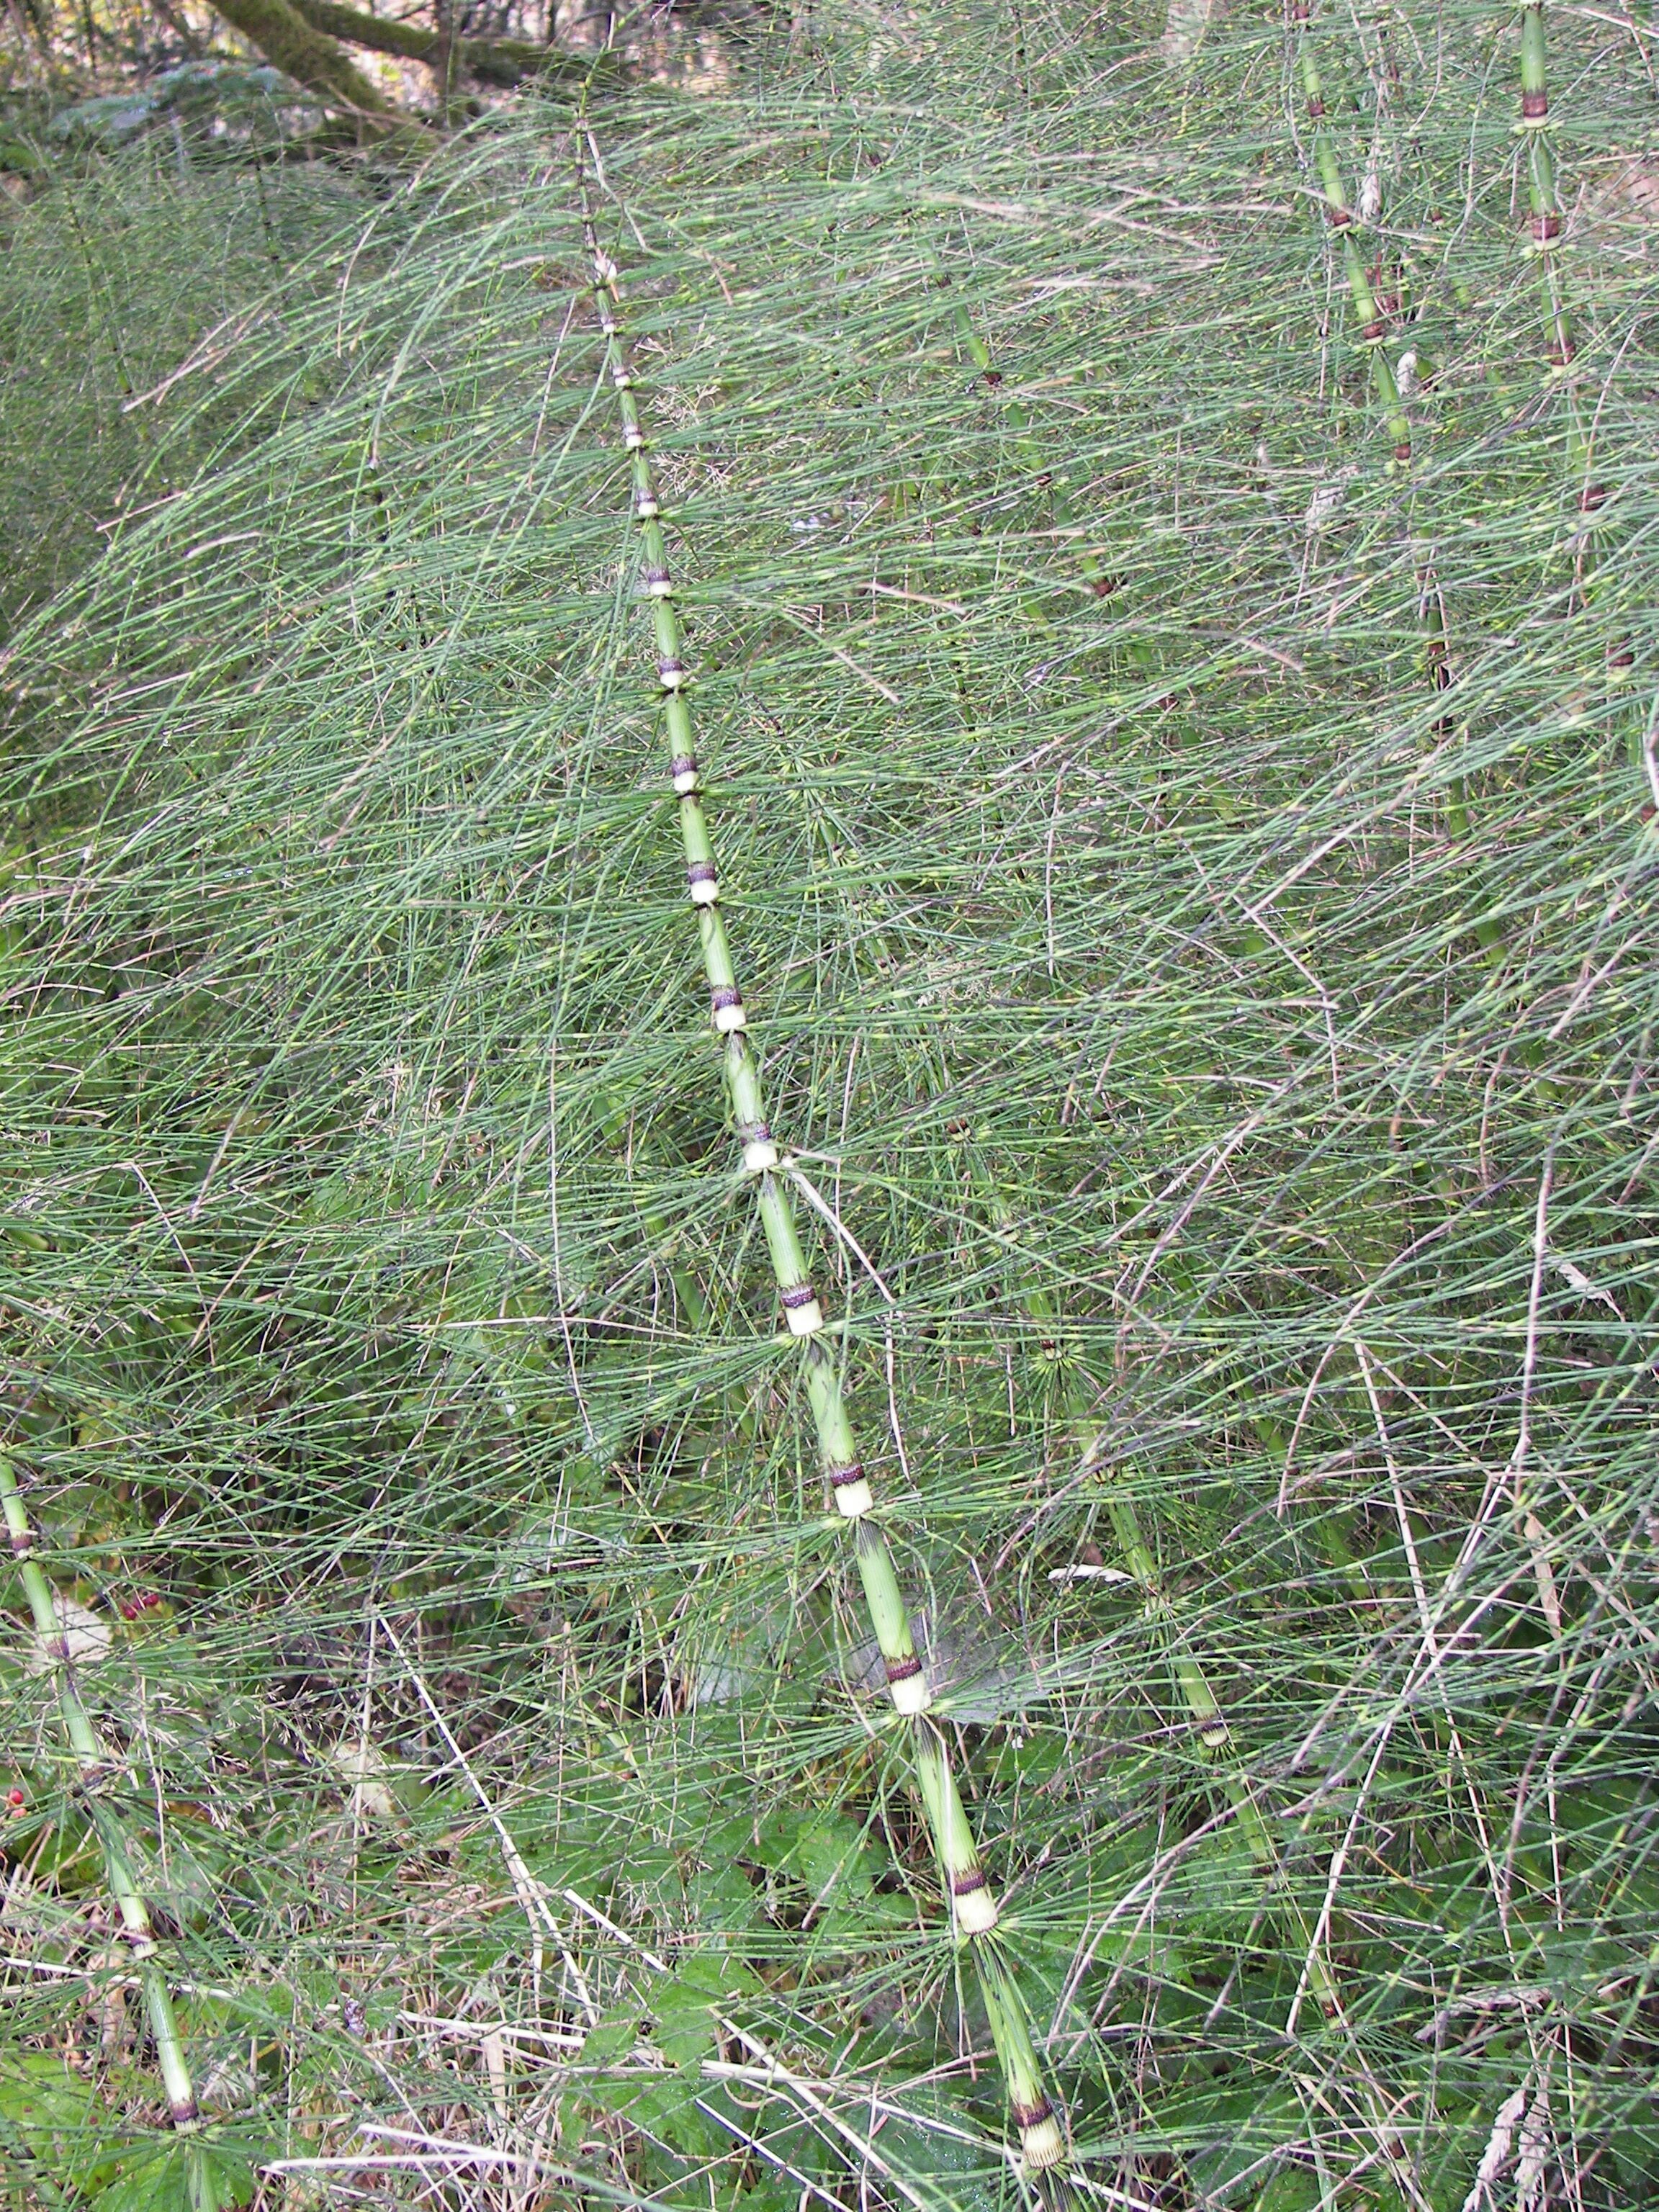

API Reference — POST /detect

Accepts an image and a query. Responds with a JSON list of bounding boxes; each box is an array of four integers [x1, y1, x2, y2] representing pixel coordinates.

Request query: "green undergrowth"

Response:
[[0, 131, 367, 639], [2, 4, 1658, 2206]]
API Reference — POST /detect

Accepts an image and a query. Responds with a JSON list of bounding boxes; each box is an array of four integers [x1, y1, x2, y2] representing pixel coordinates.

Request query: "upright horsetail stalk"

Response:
[[1517, 1, 1609, 583], [1290, 1, 1461, 812], [1519, 4, 1576, 380], [572, 145, 1069, 2182], [1, 1449, 205, 2136], [969, 1178, 1421, 2199], [1290, 0, 1412, 465], [923, 234, 1115, 601], [970, 1164, 1346, 2025]]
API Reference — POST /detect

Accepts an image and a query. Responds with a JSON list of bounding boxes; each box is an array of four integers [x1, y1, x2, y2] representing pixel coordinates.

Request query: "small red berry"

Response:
[[6, 1788, 24, 1809]]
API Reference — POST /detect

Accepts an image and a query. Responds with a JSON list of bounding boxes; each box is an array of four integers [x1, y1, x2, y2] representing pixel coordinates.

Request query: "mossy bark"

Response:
[[290, 0, 437, 62], [212, 0, 399, 113], [287, 0, 591, 88]]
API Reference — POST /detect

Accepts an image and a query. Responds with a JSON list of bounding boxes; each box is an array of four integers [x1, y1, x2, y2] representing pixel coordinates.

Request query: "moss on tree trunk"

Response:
[[290, 0, 434, 63], [286, 0, 591, 87], [212, 0, 398, 113]]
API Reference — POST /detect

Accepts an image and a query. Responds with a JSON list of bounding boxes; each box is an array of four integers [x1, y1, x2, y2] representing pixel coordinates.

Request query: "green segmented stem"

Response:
[[974, 1171, 1345, 2023], [1291, 4, 1350, 229], [1292, 1, 1413, 467], [1292, 9, 1470, 854], [1421, 570, 1512, 956], [1517, 6, 1624, 673], [923, 235, 1115, 601], [575, 158, 1068, 2181], [993, 1049, 1437, 2190], [1518, 4, 1598, 520], [1519, 6, 1572, 364], [1, 1449, 204, 2131], [1341, 238, 1413, 462]]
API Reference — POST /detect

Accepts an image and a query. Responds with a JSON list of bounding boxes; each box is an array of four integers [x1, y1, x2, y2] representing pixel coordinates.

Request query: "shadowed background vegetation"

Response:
[[3, 1, 1658, 2207]]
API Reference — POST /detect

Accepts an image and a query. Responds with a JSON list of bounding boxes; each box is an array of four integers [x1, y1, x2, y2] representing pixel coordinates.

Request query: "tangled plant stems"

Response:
[[575, 138, 1069, 2183], [4, 12, 1658, 2200]]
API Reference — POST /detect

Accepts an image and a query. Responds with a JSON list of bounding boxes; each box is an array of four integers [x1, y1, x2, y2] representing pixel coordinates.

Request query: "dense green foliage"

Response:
[[4, 4, 1658, 2206], [0, 127, 356, 633]]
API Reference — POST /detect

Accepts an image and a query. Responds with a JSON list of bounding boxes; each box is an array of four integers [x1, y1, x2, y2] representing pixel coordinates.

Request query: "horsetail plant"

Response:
[[1516, 0, 1611, 611], [1518, 4, 1578, 383], [573, 144, 1069, 2185], [961, 1184, 1428, 2207], [1291, 0, 1479, 866], [0, 1449, 241, 2209], [9, 31, 1659, 2205], [925, 231, 1115, 601], [968, 1165, 1350, 2030], [1290, 0, 1413, 466]]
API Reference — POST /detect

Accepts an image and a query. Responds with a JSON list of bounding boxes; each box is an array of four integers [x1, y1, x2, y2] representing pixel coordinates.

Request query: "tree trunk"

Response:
[[152, 0, 206, 55], [285, 0, 592, 89], [212, 0, 401, 115], [431, 0, 456, 123]]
